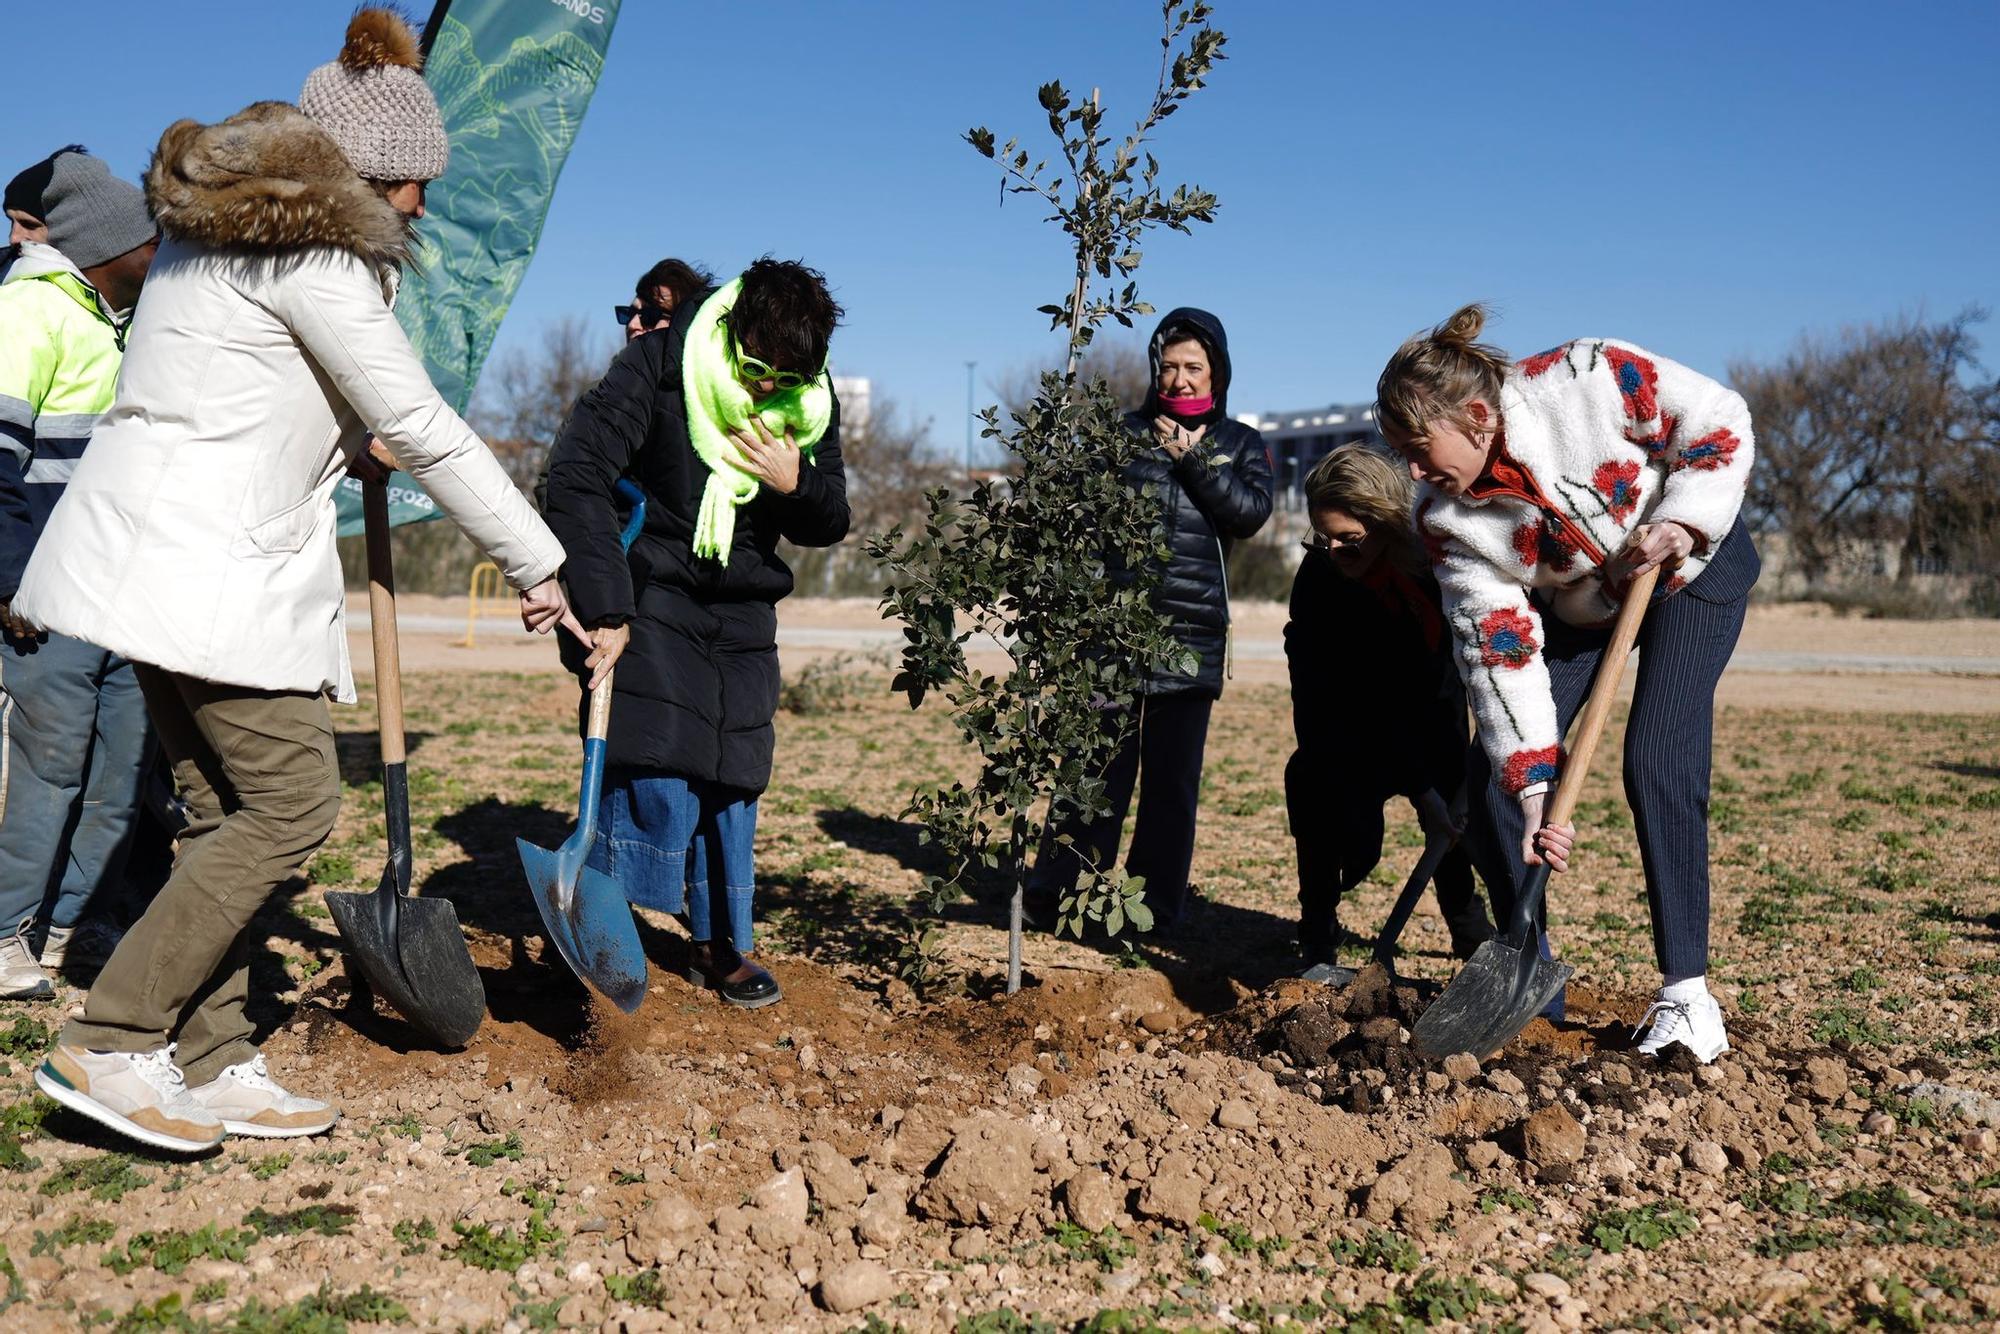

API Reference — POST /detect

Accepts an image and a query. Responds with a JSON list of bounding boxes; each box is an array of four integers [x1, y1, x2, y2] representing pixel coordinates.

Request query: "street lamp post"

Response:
[[964, 360, 977, 480]]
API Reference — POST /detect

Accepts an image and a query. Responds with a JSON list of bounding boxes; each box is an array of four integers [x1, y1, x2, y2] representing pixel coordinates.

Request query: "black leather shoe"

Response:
[[688, 942, 782, 1009]]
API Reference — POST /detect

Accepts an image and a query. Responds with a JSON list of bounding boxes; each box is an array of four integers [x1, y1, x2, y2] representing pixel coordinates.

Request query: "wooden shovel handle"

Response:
[[1546, 565, 1660, 827], [363, 479, 406, 767]]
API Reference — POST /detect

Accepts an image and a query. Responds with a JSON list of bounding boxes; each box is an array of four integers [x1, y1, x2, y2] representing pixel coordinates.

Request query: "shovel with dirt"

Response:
[[516, 480, 650, 1014], [1410, 565, 1661, 1061], [326, 478, 487, 1048]]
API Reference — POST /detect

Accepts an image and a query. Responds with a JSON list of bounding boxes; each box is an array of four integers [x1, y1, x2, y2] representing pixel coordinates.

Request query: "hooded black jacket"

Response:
[[1123, 308, 1275, 696], [541, 294, 849, 792]]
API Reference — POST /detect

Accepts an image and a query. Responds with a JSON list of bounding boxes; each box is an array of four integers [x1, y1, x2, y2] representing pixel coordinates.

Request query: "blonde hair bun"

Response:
[[1373, 302, 1510, 446], [1434, 303, 1491, 347]]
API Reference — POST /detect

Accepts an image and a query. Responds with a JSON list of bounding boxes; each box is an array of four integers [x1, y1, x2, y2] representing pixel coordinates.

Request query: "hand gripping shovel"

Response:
[[1411, 565, 1661, 1061], [326, 478, 486, 1047], [516, 481, 649, 1013]]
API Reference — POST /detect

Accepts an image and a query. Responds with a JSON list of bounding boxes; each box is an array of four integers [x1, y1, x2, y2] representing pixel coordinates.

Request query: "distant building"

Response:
[[1235, 402, 1384, 506], [831, 375, 871, 435]]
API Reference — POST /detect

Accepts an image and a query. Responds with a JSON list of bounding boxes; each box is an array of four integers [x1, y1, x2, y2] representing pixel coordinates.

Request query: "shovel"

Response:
[[1410, 565, 1661, 1061], [516, 480, 650, 1013], [326, 478, 486, 1048], [1301, 818, 1460, 988]]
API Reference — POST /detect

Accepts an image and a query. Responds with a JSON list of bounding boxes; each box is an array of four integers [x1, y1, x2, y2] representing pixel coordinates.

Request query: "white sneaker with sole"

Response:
[[186, 1053, 338, 1138], [1634, 991, 1730, 1064], [36, 1044, 224, 1153], [1, 923, 54, 1000]]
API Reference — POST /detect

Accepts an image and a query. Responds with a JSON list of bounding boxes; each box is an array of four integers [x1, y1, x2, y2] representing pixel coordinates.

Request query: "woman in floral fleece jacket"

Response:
[[1374, 305, 1760, 1063]]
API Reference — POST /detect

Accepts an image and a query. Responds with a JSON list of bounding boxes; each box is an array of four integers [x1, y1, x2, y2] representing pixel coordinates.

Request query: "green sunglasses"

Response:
[[727, 333, 815, 391]]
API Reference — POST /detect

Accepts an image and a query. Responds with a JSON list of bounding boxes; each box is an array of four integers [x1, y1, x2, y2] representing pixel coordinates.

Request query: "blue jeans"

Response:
[[584, 769, 758, 954], [0, 631, 150, 936]]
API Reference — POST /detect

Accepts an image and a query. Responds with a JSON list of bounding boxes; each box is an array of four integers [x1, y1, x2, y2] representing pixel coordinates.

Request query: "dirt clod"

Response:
[[1364, 1143, 1473, 1230], [819, 1259, 896, 1314], [1521, 1103, 1586, 1166], [1135, 1150, 1206, 1227], [915, 1114, 1041, 1226]]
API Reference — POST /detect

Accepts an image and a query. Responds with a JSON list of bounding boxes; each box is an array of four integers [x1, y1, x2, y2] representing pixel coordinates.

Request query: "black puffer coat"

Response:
[[1124, 308, 1275, 696], [541, 295, 848, 793]]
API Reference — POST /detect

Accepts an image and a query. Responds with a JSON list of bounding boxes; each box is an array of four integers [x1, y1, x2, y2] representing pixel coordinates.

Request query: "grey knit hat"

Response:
[[39, 151, 156, 271], [299, 8, 449, 183]]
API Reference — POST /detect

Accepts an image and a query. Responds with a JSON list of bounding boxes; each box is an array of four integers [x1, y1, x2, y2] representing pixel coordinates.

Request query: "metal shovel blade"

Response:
[[517, 838, 648, 1013], [1409, 930, 1573, 1061], [327, 871, 485, 1048]]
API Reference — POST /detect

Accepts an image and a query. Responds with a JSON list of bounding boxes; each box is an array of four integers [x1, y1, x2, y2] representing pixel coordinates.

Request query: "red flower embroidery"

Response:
[[1478, 608, 1539, 669], [1511, 520, 1540, 567], [1592, 459, 1643, 523], [1674, 427, 1740, 472], [1665, 574, 1688, 594], [1502, 745, 1564, 794], [1514, 515, 1581, 572], [1604, 345, 1664, 445], [1518, 343, 1571, 378]]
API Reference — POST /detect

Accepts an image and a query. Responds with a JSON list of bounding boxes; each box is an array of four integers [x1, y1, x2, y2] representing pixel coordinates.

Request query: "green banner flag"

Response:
[[336, 0, 622, 537]]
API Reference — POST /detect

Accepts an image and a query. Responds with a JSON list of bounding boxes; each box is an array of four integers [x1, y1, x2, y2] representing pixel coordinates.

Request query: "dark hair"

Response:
[[5, 143, 89, 217], [635, 256, 712, 312], [727, 256, 842, 376]]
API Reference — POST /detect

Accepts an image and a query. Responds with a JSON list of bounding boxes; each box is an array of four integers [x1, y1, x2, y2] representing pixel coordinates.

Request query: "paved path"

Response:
[[354, 611, 2000, 678]]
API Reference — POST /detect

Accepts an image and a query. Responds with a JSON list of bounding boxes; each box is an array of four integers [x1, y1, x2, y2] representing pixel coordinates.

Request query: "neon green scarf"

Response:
[[682, 277, 833, 561]]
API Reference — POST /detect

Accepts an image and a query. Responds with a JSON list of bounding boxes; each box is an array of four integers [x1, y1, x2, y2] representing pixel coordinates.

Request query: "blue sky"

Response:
[[12, 2, 1998, 458]]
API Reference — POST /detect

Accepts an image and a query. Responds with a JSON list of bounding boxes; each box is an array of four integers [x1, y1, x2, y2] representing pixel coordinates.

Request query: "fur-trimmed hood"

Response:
[[145, 101, 411, 272]]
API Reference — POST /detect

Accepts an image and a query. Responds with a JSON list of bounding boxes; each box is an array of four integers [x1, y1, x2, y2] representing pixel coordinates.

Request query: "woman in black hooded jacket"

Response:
[[1029, 308, 1275, 930]]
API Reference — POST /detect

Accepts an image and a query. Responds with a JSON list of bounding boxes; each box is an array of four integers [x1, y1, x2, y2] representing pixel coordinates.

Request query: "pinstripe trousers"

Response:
[[1464, 521, 1760, 978]]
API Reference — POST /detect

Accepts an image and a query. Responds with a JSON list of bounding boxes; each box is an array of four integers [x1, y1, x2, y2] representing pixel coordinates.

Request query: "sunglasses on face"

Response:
[[728, 336, 812, 391], [615, 303, 671, 328], [1302, 531, 1370, 555]]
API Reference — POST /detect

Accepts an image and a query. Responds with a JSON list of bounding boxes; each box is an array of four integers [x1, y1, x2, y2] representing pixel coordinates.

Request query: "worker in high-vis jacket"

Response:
[[0, 148, 158, 1001]]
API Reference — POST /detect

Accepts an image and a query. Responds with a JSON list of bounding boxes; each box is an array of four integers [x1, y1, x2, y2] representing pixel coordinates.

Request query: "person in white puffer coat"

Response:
[[20, 10, 582, 1154], [1374, 304, 1759, 1066]]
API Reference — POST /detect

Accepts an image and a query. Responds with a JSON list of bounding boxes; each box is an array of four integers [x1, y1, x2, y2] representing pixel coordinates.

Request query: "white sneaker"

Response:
[[1, 923, 54, 1000], [41, 919, 124, 972], [36, 1044, 224, 1153], [186, 1053, 338, 1138], [1634, 991, 1730, 1064]]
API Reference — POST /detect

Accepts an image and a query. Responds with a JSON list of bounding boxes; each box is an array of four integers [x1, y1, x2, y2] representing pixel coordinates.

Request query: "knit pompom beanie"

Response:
[[299, 8, 449, 183]]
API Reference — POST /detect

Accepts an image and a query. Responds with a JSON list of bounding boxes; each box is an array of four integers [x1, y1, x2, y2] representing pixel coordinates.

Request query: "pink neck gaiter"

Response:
[[1161, 395, 1214, 419]]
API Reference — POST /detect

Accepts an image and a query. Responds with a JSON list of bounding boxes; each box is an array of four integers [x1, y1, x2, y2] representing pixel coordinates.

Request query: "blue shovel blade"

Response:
[[517, 838, 648, 1013]]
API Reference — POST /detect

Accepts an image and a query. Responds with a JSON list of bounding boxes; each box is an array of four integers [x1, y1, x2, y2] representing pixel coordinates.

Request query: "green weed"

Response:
[[248, 1152, 292, 1181], [1326, 1228, 1422, 1273], [1588, 1203, 1699, 1252], [1811, 1005, 1894, 1047], [603, 1268, 671, 1308], [392, 1219, 436, 1255], [31, 1214, 116, 1256], [453, 1132, 523, 1167], [1048, 1221, 1137, 1271], [243, 1204, 357, 1238], [40, 1152, 150, 1202], [101, 1223, 254, 1276], [0, 1017, 52, 1060]]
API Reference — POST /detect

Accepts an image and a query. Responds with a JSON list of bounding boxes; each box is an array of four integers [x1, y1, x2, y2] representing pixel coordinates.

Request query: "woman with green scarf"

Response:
[[542, 259, 847, 1008]]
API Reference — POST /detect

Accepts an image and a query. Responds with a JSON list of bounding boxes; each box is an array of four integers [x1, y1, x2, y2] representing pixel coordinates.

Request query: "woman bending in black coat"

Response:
[[1286, 444, 1494, 974], [541, 259, 848, 1008]]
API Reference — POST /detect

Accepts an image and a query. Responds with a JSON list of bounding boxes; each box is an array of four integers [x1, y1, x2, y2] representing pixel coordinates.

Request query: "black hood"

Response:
[[1142, 306, 1232, 422]]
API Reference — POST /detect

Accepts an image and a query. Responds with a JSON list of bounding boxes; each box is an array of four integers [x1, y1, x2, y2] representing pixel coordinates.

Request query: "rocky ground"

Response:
[[0, 648, 1996, 1331]]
